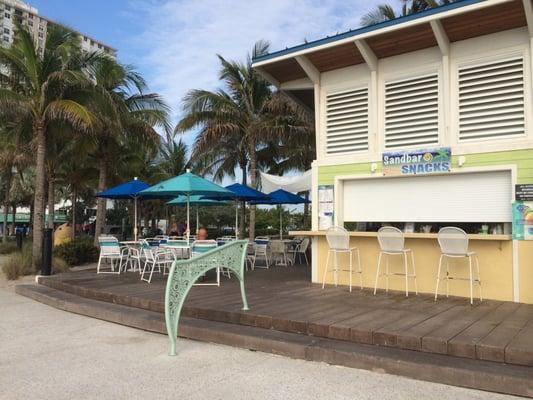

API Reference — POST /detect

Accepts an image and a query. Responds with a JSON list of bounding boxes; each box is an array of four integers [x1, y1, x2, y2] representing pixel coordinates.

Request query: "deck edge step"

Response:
[[15, 283, 533, 398]]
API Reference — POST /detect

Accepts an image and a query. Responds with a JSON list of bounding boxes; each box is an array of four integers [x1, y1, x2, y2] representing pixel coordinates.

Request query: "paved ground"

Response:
[[0, 283, 520, 400]]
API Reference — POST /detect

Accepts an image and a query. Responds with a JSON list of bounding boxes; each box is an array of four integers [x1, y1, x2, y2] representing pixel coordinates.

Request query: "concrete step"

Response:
[[15, 283, 533, 398]]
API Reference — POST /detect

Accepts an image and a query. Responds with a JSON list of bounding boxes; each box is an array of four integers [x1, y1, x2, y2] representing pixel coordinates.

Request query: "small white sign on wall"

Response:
[[318, 185, 334, 230]]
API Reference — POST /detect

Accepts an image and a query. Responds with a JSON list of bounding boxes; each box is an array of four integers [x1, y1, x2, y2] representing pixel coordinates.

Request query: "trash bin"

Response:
[[41, 228, 53, 276]]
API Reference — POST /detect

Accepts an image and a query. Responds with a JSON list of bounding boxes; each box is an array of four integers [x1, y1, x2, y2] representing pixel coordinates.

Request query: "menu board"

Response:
[[515, 184, 533, 201], [318, 185, 334, 230], [512, 201, 533, 240]]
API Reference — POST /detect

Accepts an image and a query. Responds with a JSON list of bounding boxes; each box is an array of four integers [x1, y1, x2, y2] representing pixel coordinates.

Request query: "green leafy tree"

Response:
[[90, 57, 170, 245], [0, 25, 94, 260], [177, 41, 308, 239]]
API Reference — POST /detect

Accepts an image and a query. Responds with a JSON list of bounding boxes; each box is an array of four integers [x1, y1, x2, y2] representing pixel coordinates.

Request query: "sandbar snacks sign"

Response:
[[512, 201, 533, 240], [382, 147, 451, 176]]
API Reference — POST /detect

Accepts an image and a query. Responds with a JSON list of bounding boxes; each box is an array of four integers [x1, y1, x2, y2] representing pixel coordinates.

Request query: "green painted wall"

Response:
[[318, 149, 533, 185]]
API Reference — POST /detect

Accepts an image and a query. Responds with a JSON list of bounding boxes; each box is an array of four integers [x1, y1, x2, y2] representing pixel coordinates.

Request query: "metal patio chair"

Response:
[[373, 226, 418, 297], [435, 227, 481, 305], [288, 237, 310, 265], [322, 226, 362, 292], [97, 236, 128, 274]]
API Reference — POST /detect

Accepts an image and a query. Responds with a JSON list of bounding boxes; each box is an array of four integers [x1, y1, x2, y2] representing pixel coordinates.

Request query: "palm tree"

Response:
[[257, 92, 315, 228], [177, 41, 281, 240], [153, 132, 190, 181], [0, 127, 29, 241], [90, 57, 170, 245], [361, 0, 455, 26], [0, 25, 94, 261]]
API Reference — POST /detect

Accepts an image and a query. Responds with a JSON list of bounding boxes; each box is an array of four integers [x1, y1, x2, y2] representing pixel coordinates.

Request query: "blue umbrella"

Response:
[[140, 171, 233, 240], [251, 189, 310, 239], [204, 183, 270, 237], [96, 178, 150, 241]]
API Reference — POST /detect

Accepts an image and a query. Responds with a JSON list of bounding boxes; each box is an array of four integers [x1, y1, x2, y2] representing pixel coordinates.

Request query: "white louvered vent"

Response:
[[458, 57, 525, 141], [325, 87, 369, 155], [385, 74, 439, 149]]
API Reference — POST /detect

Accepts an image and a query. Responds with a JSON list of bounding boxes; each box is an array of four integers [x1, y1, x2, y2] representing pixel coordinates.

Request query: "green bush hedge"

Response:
[[54, 237, 98, 266]]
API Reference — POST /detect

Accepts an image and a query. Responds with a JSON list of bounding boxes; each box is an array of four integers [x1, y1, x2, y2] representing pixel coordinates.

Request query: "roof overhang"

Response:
[[253, 0, 529, 109]]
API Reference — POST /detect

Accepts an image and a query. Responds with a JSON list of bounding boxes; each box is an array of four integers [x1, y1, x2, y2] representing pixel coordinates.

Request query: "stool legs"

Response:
[[435, 254, 443, 301], [356, 248, 363, 290], [322, 250, 331, 289], [404, 252, 408, 297], [468, 255, 473, 305], [476, 255, 482, 301], [348, 250, 353, 292], [435, 254, 482, 304], [411, 251, 418, 295], [374, 252, 382, 295]]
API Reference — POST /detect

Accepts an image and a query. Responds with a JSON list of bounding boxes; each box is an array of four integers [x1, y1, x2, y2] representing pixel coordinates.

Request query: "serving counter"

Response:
[[289, 230, 533, 303]]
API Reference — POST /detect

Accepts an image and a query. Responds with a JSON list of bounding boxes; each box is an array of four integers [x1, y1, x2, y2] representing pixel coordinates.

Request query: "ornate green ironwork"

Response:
[[165, 240, 249, 355]]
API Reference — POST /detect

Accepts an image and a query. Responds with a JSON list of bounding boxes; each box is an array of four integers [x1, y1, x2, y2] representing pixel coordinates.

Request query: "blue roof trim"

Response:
[[252, 0, 485, 64]]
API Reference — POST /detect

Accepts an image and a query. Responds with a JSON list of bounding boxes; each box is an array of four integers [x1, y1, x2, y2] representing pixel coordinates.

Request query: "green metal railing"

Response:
[[164, 240, 249, 355]]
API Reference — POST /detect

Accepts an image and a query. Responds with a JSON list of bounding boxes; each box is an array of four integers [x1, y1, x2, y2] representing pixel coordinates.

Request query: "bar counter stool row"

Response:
[[321, 226, 482, 304]]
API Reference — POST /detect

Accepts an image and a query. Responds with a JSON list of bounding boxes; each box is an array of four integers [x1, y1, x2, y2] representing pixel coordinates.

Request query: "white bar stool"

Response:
[[435, 227, 481, 305], [321, 226, 362, 292], [373, 226, 417, 297]]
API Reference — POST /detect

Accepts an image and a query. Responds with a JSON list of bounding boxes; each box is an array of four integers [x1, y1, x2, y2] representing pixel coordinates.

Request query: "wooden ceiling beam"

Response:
[[354, 39, 378, 71], [430, 20, 450, 56], [295, 55, 320, 84], [255, 67, 280, 88], [523, 0, 533, 36]]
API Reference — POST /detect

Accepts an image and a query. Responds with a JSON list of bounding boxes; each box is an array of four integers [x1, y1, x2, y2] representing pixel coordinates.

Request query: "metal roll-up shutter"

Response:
[[342, 171, 512, 223]]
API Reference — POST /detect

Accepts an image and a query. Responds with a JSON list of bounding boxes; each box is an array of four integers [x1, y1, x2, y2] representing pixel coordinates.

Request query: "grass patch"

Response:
[[1, 243, 34, 280], [0, 240, 18, 255]]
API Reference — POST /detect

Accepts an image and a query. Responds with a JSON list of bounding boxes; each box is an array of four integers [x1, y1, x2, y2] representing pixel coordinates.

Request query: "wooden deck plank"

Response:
[[447, 302, 521, 359], [37, 266, 533, 367], [421, 301, 501, 354]]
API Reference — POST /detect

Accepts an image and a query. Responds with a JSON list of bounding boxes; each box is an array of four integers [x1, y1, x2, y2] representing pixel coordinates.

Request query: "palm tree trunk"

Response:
[[239, 159, 247, 239], [94, 157, 107, 245], [3, 174, 11, 243], [71, 189, 77, 240], [47, 178, 55, 230], [32, 121, 46, 264], [248, 139, 257, 240]]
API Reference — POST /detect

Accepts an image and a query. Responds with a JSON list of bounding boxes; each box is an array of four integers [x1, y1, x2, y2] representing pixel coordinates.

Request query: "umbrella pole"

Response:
[[134, 197, 138, 241], [280, 206, 283, 240], [186, 194, 190, 242], [235, 200, 239, 239], [196, 205, 199, 234]]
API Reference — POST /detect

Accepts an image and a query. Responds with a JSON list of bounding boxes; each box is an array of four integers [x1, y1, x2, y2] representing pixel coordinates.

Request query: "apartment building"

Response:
[[0, 0, 116, 56]]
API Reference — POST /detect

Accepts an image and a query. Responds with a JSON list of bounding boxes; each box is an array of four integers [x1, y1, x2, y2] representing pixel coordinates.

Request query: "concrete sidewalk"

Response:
[[0, 286, 519, 400]]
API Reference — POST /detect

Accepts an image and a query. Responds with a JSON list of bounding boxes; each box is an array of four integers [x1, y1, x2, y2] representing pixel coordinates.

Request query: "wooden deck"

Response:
[[38, 264, 533, 367]]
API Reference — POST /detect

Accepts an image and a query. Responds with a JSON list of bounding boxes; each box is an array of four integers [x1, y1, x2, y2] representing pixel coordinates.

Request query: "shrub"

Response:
[[1, 245, 34, 280], [0, 241, 18, 255], [54, 237, 98, 266], [52, 256, 70, 273]]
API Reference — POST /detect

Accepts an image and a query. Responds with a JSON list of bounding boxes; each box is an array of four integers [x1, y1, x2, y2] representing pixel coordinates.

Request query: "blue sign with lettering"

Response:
[[382, 147, 451, 176]]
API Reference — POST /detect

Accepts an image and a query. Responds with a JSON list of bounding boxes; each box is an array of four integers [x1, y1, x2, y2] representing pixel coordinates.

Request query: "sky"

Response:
[[29, 0, 385, 144]]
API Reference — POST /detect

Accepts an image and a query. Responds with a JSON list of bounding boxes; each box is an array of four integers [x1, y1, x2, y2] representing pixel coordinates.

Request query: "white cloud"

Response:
[[126, 0, 384, 138]]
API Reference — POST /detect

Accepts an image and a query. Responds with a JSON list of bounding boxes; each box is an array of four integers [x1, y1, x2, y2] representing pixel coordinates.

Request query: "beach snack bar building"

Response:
[[253, 0, 533, 303]]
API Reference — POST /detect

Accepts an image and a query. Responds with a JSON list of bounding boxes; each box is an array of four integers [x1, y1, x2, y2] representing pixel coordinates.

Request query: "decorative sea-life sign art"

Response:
[[382, 147, 451, 176]]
